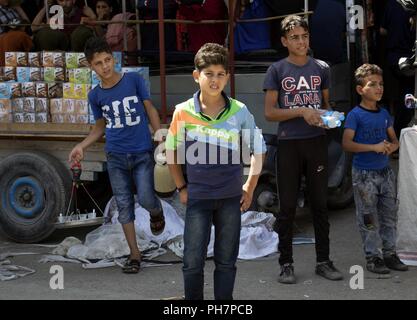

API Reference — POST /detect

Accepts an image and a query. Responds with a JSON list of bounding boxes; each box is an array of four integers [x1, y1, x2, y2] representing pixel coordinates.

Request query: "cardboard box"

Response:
[[10, 83, 22, 98], [29, 67, 42, 81], [66, 52, 89, 68], [28, 52, 41, 67], [43, 52, 64, 68], [63, 113, 77, 123], [35, 112, 49, 123], [51, 114, 65, 123], [35, 98, 49, 113], [13, 113, 24, 123], [23, 98, 36, 113], [5, 52, 17, 67], [36, 83, 47, 98], [0, 83, 11, 99], [16, 52, 28, 67], [75, 99, 89, 114], [22, 82, 36, 97], [50, 99, 63, 114], [17, 67, 30, 82], [47, 82, 63, 98], [24, 112, 36, 123], [73, 84, 90, 99], [12, 98, 24, 113], [4, 67, 16, 81], [76, 114, 89, 124], [63, 99, 75, 114], [0, 99, 12, 114], [63, 83, 74, 99], [0, 113, 12, 123], [69, 68, 91, 84], [44, 67, 65, 82]]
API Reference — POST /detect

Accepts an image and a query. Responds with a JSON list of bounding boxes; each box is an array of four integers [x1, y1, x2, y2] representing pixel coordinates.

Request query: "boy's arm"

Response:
[[385, 127, 399, 155], [342, 128, 387, 154], [264, 89, 323, 125], [322, 88, 331, 110], [68, 118, 106, 162], [143, 100, 161, 133], [241, 153, 265, 212], [167, 150, 188, 204]]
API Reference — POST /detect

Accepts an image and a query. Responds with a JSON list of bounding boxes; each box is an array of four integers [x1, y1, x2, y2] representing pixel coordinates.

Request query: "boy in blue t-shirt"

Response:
[[343, 64, 408, 274], [69, 38, 165, 274]]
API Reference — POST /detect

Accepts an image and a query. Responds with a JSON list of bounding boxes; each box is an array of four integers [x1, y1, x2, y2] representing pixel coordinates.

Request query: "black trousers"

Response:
[[276, 135, 330, 265]]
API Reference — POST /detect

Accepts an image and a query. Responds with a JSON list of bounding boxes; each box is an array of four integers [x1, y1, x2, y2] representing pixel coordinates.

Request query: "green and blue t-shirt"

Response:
[[166, 91, 266, 199]]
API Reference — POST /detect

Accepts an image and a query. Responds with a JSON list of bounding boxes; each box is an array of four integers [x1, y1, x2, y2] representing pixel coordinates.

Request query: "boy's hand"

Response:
[[301, 108, 323, 127], [373, 141, 388, 154], [179, 188, 188, 205], [69, 144, 84, 163], [384, 140, 399, 155], [240, 183, 254, 212]]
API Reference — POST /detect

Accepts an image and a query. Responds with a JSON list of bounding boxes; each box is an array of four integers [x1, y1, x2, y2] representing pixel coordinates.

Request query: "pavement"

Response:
[[1, 199, 416, 300]]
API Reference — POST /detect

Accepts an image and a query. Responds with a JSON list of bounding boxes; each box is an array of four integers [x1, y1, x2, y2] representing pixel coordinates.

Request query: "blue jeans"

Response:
[[106, 151, 162, 225], [183, 196, 242, 300], [352, 166, 399, 259]]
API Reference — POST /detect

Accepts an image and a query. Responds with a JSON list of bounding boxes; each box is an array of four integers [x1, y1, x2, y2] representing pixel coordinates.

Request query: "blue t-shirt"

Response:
[[234, 0, 271, 54], [89, 72, 153, 154], [344, 105, 393, 170], [263, 57, 329, 140]]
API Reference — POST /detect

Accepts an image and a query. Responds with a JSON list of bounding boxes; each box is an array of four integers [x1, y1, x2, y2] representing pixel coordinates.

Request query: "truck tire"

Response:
[[0, 152, 71, 243], [327, 154, 354, 210]]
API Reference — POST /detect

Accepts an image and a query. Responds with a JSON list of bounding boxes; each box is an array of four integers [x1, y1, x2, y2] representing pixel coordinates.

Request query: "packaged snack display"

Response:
[[23, 97, 36, 113], [22, 82, 36, 97], [0, 83, 11, 98], [36, 113, 49, 123], [0, 99, 12, 113], [16, 52, 28, 67], [36, 82, 47, 98], [12, 98, 24, 113], [43, 52, 65, 68], [10, 83, 22, 98], [44, 67, 65, 82], [24, 112, 36, 123], [28, 52, 41, 67], [35, 98, 49, 113], [47, 83, 63, 98], [5, 52, 17, 66], [4, 67, 16, 81], [50, 98, 63, 114], [13, 113, 24, 123]]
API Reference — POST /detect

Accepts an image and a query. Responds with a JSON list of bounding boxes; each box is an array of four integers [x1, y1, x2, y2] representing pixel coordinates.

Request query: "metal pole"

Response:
[[304, 0, 309, 13], [158, 0, 167, 124], [122, 0, 128, 53], [229, 0, 236, 98], [45, 0, 49, 22], [414, 19, 417, 120]]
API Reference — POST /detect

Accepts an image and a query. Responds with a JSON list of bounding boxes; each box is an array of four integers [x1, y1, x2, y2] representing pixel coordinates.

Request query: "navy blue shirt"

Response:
[[345, 105, 393, 170], [89, 73, 153, 154], [263, 57, 329, 140]]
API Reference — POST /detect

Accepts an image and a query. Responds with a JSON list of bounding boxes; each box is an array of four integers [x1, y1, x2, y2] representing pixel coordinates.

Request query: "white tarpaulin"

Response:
[[397, 127, 417, 256]]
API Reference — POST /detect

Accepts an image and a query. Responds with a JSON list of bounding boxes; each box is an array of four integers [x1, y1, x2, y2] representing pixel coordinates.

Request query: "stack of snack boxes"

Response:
[[60, 52, 92, 124], [1, 51, 65, 124], [1, 51, 150, 125]]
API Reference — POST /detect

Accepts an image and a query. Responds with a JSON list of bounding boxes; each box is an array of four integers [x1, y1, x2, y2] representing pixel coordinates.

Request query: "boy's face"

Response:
[[356, 74, 384, 102], [193, 65, 229, 97], [281, 26, 309, 57], [89, 52, 115, 81]]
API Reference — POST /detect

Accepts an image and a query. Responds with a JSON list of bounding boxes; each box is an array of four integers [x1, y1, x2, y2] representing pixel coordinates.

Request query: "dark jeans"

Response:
[[276, 135, 330, 265], [183, 196, 241, 300], [106, 151, 162, 225]]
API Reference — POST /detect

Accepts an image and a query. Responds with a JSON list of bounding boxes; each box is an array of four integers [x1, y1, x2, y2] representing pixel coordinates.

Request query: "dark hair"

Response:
[[84, 37, 112, 62], [281, 15, 309, 36], [355, 64, 383, 86], [194, 43, 229, 72]]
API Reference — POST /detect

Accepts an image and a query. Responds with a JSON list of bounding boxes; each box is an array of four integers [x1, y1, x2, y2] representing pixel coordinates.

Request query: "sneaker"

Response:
[[278, 263, 296, 284], [384, 254, 409, 271], [366, 257, 390, 274], [315, 260, 343, 280]]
